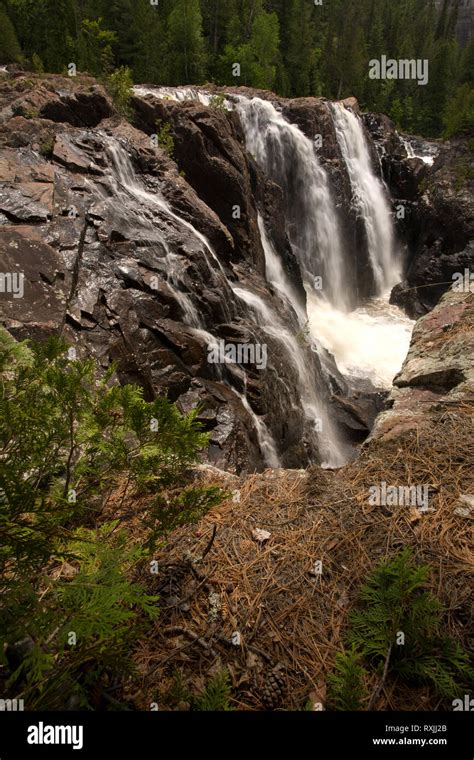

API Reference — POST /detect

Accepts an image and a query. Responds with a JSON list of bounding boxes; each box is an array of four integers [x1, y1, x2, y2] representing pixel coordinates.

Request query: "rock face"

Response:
[[0, 73, 387, 473], [365, 113, 474, 319], [370, 287, 474, 441], [1, 73, 470, 472]]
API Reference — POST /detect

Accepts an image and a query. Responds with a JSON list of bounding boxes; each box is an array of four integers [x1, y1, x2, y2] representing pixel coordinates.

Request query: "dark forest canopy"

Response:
[[1, 0, 473, 137]]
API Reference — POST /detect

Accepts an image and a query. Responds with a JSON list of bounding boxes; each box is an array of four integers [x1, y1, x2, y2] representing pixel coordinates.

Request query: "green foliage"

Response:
[[39, 136, 54, 157], [444, 84, 474, 138], [192, 668, 233, 711], [144, 486, 224, 545], [155, 119, 175, 158], [209, 93, 227, 111], [5, 525, 158, 709], [327, 646, 368, 711], [0, 329, 220, 708], [31, 52, 44, 73], [333, 550, 474, 706], [218, 9, 279, 90], [78, 18, 117, 78], [3, 0, 473, 137], [167, 0, 207, 84], [452, 160, 474, 192], [0, 4, 22, 63], [107, 65, 133, 117]]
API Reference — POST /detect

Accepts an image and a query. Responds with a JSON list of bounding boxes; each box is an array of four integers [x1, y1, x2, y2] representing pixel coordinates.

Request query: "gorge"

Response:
[[0, 66, 473, 717], [2, 73, 458, 473]]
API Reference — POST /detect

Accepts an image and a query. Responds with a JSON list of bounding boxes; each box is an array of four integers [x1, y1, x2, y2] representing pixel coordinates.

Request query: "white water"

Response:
[[332, 103, 401, 294], [134, 85, 213, 106], [232, 387, 281, 468], [107, 138, 284, 465], [258, 213, 306, 326], [307, 292, 413, 389], [113, 88, 416, 467], [399, 134, 436, 166], [236, 97, 350, 311], [106, 138, 236, 326], [232, 284, 350, 467]]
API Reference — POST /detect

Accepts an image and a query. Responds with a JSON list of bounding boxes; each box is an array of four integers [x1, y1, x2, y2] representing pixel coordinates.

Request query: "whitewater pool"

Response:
[[307, 290, 415, 389]]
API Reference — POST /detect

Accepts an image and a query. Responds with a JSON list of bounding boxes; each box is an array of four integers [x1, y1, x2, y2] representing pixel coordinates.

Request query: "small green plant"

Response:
[[0, 329, 222, 708], [39, 137, 55, 158], [327, 645, 368, 711], [107, 65, 133, 118], [328, 550, 474, 710], [209, 93, 227, 112], [453, 162, 474, 192], [23, 106, 39, 119], [155, 119, 175, 158], [192, 669, 234, 711], [296, 321, 311, 346], [31, 53, 44, 74]]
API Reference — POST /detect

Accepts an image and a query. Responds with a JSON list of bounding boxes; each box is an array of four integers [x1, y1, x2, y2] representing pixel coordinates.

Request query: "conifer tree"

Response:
[[0, 2, 22, 62]]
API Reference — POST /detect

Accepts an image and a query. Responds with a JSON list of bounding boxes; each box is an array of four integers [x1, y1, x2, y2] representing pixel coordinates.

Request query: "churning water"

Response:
[[125, 88, 415, 466]]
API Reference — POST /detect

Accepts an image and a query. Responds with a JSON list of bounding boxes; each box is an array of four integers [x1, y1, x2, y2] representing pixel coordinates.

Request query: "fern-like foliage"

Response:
[[0, 330, 223, 709], [344, 549, 474, 703], [192, 669, 234, 711], [327, 645, 368, 711]]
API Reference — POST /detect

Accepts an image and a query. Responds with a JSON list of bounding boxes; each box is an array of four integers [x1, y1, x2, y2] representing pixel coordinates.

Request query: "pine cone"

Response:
[[261, 669, 286, 710]]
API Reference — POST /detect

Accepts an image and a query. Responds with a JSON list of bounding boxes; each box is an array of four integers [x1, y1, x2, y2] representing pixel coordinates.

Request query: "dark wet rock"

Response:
[[0, 76, 441, 472], [364, 113, 474, 318]]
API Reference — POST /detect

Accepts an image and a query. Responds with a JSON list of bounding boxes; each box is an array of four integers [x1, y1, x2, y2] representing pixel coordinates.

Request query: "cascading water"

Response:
[[235, 95, 413, 402], [122, 87, 415, 468], [106, 137, 281, 467], [258, 213, 306, 327], [236, 97, 350, 311], [231, 284, 350, 468], [332, 103, 401, 293]]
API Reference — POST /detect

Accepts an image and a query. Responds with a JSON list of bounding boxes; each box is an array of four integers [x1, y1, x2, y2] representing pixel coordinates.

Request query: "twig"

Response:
[[162, 626, 218, 658], [201, 525, 217, 560], [368, 643, 392, 710]]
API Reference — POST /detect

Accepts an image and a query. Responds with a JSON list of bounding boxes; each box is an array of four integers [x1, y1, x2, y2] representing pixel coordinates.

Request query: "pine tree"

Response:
[[167, 0, 207, 84], [0, 329, 222, 709], [0, 3, 22, 63]]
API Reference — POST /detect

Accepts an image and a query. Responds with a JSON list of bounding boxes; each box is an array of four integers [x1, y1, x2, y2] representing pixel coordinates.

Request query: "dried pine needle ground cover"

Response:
[[118, 403, 473, 711]]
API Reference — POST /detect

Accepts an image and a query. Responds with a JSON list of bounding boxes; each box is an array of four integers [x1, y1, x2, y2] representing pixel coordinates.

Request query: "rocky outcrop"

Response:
[[370, 287, 474, 441], [5, 73, 466, 472], [0, 73, 380, 472], [365, 113, 474, 319]]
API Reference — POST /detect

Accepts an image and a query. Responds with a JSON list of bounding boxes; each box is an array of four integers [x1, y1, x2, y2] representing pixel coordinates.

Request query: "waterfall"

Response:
[[119, 87, 414, 470], [106, 137, 282, 467], [235, 96, 350, 311], [231, 284, 350, 468], [398, 133, 437, 166], [258, 213, 306, 326], [332, 103, 401, 293], [106, 137, 235, 326]]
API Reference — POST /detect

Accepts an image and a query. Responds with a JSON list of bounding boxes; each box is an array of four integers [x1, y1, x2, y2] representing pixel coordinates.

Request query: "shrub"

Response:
[[209, 93, 227, 112], [327, 646, 368, 711], [444, 84, 474, 139], [155, 119, 175, 158], [0, 329, 221, 708], [193, 669, 233, 711], [327, 549, 473, 709], [107, 65, 133, 118]]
